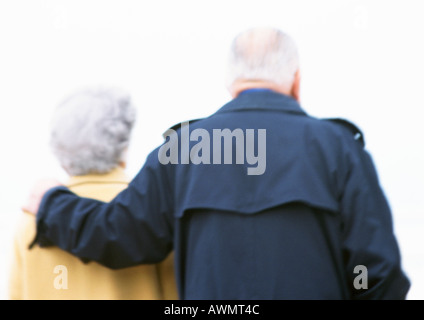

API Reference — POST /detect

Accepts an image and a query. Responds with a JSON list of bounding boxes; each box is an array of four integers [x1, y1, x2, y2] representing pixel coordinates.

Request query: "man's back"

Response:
[[167, 90, 409, 299], [9, 167, 177, 300]]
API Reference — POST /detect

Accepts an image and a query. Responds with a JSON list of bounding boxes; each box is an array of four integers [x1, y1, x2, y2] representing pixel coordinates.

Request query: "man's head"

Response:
[[226, 27, 300, 100], [50, 86, 136, 176]]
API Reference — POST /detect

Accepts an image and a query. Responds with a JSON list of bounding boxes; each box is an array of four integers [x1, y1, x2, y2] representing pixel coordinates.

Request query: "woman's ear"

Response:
[[119, 148, 128, 168]]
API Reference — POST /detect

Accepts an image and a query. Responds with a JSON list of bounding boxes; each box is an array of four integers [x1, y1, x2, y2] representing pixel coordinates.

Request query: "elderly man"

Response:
[[10, 87, 177, 300], [26, 28, 410, 299]]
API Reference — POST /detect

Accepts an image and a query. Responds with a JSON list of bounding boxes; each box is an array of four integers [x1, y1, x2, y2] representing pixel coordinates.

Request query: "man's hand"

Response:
[[22, 179, 62, 215]]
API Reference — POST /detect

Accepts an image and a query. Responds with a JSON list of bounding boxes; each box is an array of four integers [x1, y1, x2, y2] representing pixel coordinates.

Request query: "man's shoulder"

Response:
[[160, 114, 365, 148], [319, 117, 365, 147], [162, 118, 205, 138]]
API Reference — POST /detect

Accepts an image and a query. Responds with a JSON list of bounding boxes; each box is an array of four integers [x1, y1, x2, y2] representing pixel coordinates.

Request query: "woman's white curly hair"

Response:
[[50, 86, 136, 176]]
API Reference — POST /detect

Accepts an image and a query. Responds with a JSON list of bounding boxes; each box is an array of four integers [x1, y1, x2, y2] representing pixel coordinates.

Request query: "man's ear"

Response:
[[290, 69, 301, 102]]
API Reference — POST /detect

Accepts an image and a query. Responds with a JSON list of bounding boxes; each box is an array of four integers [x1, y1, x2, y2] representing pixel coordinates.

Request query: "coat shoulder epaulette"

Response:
[[162, 118, 204, 139], [323, 118, 365, 147]]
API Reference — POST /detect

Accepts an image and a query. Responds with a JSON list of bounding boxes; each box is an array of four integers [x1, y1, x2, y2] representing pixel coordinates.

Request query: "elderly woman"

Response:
[[9, 87, 177, 300]]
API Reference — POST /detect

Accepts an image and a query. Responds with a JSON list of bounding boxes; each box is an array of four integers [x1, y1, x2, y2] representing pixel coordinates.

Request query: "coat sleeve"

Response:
[[339, 138, 410, 299], [33, 149, 174, 269]]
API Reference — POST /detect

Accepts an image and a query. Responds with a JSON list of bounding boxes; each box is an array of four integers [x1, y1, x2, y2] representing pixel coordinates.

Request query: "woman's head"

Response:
[[50, 86, 136, 176]]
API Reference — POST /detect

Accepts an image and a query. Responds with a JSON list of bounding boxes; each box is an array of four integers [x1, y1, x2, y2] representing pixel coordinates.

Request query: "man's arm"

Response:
[[30, 149, 174, 269], [339, 139, 410, 299]]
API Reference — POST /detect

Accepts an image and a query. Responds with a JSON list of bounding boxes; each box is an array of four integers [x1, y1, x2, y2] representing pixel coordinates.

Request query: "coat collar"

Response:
[[66, 167, 128, 188], [215, 89, 307, 116]]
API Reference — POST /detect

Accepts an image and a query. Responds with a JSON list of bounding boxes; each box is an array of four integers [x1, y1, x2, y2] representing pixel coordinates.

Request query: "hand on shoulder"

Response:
[[22, 179, 63, 215]]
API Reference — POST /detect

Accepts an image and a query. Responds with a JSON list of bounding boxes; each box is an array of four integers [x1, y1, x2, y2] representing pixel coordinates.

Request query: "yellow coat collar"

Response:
[[66, 167, 129, 188]]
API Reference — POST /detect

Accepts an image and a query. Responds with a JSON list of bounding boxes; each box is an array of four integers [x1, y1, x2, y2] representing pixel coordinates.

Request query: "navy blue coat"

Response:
[[34, 90, 410, 299]]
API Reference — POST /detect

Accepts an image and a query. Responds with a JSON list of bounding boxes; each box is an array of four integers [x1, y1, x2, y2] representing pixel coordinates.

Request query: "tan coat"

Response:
[[9, 168, 178, 300]]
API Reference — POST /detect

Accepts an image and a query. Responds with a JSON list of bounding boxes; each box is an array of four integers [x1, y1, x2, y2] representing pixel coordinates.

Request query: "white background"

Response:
[[0, 0, 423, 299]]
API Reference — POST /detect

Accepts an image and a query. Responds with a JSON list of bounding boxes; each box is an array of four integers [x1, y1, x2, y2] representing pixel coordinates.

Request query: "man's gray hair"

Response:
[[226, 27, 300, 88], [50, 86, 136, 176]]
